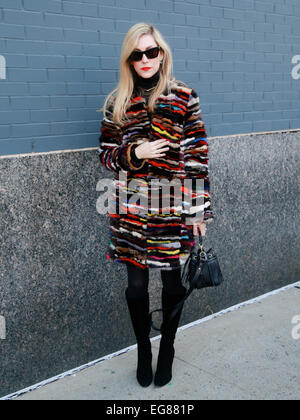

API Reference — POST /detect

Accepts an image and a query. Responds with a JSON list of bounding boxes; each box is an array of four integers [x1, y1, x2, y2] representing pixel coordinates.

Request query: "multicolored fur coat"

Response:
[[98, 79, 214, 271]]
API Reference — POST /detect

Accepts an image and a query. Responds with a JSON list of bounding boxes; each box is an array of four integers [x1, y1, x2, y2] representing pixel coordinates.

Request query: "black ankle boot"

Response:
[[125, 289, 153, 387], [154, 288, 186, 387]]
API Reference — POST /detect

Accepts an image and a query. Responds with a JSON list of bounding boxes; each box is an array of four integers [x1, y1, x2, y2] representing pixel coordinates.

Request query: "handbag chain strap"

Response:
[[149, 234, 204, 332]]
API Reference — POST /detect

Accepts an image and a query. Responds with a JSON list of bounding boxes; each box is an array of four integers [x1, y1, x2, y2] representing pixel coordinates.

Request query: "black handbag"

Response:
[[150, 234, 224, 332], [182, 234, 224, 290]]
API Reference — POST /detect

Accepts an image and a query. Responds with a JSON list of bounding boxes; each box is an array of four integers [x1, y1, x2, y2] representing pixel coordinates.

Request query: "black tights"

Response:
[[126, 264, 185, 299]]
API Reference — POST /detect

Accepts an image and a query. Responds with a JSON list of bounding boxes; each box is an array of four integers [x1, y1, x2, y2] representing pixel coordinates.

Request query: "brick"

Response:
[[4, 53, 27, 67], [168, 37, 187, 49], [44, 13, 82, 29], [47, 42, 82, 55], [48, 69, 84, 82], [10, 96, 50, 109], [66, 56, 99, 69], [67, 83, 101, 95], [222, 29, 244, 41], [174, 2, 199, 15], [0, 138, 33, 155], [211, 82, 234, 92], [233, 0, 254, 10], [211, 17, 234, 30], [64, 29, 99, 43], [33, 133, 97, 153], [50, 121, 87, 135], [82, 17, 112, 31], [0, 23, 25, 39], [211, 39, 234, 50], [131, 9, 159, 23], [145, 0, 173, 12], [199, 5, 223, 18], [223, 72, 243, 82], [187, 60, 210, 72], [210, 102, 233, 113], [68, 108, 99, 120], [0, 0, 22, 9], [0, 125, 10, 138], [27, 55, 65, 69], [23, 0, 61, 13], [85, 70, 117, 82], [5, 39, 47, 54], [0, 111, 30, 124], [223, 112, 243, 123], [100, 31, 124, 45], [11, 123, 50, 138], [255, 1, 275, 13], [26, 26, 64, 41], [232, 102, 253, 112], [290, 119, 300, 129], [9, 69, 47, 82], [29, 83, 67, 95], [252, 120, 274, 131], [30, 109, 67, 123], [3, 10, 44, 26], [254, 22, 274, 33], [0, 82, 29, 95], [117, 0, 146, 9], [101, 57, 119, 70], [63, 1, 98, 17], [50, 96, 86, 108], [211, 61, 234, 72], [270, 120, 290, 131], [200, 72, 222, 82], [212, 0, 233, 7], [186, 15, 209, 28], [243, 111, 263, 121]]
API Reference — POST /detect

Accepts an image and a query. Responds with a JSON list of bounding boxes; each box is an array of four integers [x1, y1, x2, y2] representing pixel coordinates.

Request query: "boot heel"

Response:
[[154, 288, 186, 387], [125, 290, 153, 387], [137, 339, 153, 387], [154, 339, 175, 387]]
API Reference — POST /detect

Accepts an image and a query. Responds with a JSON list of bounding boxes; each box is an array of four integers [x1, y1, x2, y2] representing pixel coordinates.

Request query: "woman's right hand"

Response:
[[135, 139, 170, 160]]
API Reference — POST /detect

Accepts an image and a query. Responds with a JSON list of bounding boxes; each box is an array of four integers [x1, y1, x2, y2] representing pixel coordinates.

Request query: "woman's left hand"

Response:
[[193, 221, 207, 237]]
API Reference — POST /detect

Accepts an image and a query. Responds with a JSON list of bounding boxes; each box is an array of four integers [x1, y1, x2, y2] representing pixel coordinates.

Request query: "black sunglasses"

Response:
[[129, 46, 160, 62]]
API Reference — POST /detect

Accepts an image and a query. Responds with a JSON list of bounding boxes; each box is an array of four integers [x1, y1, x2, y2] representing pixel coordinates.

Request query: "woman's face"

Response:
[[131, 34, 164, 79]]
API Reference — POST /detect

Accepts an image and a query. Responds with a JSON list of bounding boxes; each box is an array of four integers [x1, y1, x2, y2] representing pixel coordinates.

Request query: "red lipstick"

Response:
[[141, 67, 151, 71]]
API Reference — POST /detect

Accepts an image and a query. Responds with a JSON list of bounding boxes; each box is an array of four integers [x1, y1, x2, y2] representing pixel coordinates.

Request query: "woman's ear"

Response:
[[159, 47, 164, 62]]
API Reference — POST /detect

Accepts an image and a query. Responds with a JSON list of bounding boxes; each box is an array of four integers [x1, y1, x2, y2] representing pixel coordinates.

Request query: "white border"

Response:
[[1, 279, 299, 400]]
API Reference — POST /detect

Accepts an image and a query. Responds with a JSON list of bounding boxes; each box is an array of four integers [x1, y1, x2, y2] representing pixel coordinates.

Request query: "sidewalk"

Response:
[[14, 283, 300, 400]]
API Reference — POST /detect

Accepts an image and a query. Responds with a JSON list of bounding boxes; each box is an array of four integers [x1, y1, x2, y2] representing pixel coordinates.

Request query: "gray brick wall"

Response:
[[0, 0, 299, 155]]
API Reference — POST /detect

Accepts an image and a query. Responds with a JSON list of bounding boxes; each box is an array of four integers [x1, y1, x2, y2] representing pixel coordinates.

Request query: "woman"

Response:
[[98, 23, 214, 387]]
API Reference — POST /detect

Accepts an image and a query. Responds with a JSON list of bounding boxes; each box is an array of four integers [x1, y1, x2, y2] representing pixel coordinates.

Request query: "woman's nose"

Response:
[[142, 53, 149, 63]]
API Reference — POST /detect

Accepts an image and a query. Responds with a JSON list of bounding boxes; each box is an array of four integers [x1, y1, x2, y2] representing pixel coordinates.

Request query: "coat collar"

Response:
[[129, 80, 191, 105]]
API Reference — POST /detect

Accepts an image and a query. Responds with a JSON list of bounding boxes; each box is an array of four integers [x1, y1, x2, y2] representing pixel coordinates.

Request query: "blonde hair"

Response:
[[102, 23, 174, 125]]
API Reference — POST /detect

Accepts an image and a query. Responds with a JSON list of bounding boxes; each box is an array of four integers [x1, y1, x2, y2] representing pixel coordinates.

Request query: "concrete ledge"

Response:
[[0, 130, 299, 397]]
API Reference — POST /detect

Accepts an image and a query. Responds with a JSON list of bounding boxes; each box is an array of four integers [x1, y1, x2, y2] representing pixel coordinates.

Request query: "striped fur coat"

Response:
[[98, 79, 214, 271]]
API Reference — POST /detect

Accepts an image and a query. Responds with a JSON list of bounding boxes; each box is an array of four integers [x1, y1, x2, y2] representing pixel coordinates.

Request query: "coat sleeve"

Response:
[[98, 97, 147, 172], [182, 89, 214, 224]]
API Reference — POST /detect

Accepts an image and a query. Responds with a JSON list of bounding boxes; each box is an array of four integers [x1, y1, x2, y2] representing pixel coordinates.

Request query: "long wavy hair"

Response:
[[102, 23, 174, 125]]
